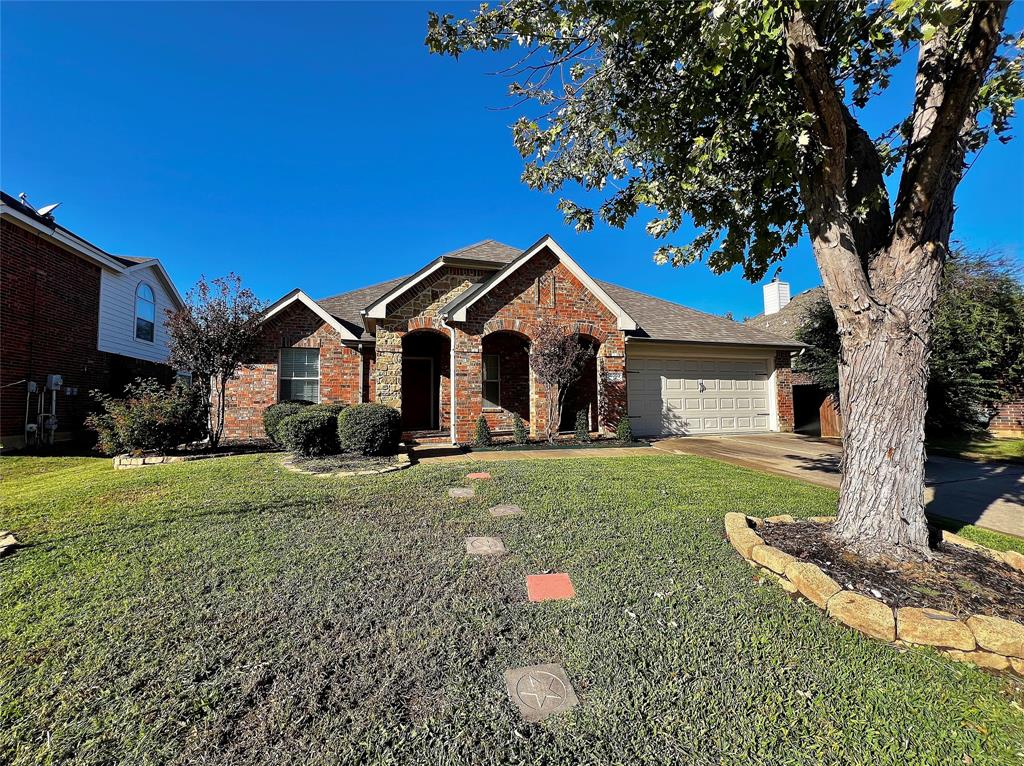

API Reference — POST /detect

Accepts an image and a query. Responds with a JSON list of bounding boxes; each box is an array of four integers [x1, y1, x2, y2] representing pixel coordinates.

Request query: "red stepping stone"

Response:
[[526, 573, 576, 602], [466, 472, 492, 480]]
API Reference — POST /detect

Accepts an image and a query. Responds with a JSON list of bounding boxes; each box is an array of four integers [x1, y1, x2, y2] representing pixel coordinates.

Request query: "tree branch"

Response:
[[892, 1, 1008, 243]]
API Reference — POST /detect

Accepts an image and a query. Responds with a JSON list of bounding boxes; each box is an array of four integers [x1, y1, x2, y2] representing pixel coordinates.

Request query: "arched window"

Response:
[[135, 282, 155, 342]]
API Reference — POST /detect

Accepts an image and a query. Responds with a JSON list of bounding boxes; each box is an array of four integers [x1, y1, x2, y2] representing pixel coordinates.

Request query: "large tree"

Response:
[[427, 0, 1023, 560]]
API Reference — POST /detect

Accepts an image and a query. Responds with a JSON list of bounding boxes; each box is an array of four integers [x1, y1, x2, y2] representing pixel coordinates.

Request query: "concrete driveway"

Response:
[[654, 433, 1023, 538]]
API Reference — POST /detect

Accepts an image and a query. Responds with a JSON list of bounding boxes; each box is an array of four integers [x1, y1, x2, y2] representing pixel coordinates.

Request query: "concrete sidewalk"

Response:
[[654, 434, 1023, 538]]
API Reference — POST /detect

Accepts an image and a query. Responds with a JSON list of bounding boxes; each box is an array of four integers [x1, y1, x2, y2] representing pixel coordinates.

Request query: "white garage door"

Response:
[[627, 356, 772, 436]]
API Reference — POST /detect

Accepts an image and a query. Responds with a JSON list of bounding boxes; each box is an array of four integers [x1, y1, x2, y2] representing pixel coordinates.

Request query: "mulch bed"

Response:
[[760, 521, 1024, 623], [291, 453, 399, 474]]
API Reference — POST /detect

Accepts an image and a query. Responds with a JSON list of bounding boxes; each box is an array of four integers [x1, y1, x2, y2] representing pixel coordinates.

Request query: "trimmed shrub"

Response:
[[278, 407, 341, 457], [85, 377, 205, 456], [474, 415, 493, 447], [616, 416, 634, 442], [338, 403, 401, 456], [512, 413, 528, 444], [575, 410, 591, 442], [263, 400, 313, 446]]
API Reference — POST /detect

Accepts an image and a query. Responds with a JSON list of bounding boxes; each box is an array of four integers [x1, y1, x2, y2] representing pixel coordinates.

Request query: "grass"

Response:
[[928, 435, 1024, 464], [2, 453, 1023, 765]]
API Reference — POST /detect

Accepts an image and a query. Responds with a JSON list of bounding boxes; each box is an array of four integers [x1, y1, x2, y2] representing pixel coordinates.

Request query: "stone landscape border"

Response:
[[113, 451, 245, 469], [281, 447, 411, 478], [724, 512, 1024, 675]]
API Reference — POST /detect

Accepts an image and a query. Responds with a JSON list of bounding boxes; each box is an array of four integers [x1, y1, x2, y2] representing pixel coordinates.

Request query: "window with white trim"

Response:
[[279, 347, 320, 402], [134, 282, 156, 342], [482, 353, 500, 409]]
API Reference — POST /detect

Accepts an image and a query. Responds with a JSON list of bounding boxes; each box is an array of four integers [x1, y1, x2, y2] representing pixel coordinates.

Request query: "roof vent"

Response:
[[763, 278, 791, 316]]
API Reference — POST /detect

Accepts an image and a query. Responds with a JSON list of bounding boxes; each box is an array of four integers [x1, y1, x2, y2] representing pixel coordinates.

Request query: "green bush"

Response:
[[278, 407, 342, 457], [263, 400, 313, 446], [474, 415, 492, 447], [616, 416, 634, 442], [512, 413, 528, 444], [337, 403, 401, 456], [575, 410, 591, 442], [85, 378, 205, 456]]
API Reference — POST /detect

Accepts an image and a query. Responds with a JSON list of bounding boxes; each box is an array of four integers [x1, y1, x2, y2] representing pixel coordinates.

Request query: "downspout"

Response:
[[356, 342, 364, 403], [440, 316, 458, 445]]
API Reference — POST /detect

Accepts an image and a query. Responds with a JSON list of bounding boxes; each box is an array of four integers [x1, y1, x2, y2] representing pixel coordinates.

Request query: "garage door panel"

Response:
[[628, 355, 773, 436]]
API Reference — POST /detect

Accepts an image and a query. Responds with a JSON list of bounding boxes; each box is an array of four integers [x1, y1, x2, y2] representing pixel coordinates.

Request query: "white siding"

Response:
[[97, 265, 176, 363]]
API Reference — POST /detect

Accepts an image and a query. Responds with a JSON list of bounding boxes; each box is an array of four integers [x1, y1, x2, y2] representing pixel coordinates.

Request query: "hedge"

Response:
[[338, 403, 401, 456]]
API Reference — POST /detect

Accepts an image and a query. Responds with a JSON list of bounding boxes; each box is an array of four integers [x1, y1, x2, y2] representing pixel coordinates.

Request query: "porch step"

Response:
[[403, 430, 450, 445]]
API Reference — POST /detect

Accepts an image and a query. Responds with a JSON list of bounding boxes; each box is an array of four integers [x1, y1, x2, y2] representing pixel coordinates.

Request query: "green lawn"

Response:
[[929, 435, 1024, 464], [2, 453, 1023, 765]]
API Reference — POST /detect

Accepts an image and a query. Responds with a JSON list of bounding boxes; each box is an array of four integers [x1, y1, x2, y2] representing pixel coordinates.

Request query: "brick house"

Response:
[[1, 191, 184, 449], [222, 236, 801, 444]]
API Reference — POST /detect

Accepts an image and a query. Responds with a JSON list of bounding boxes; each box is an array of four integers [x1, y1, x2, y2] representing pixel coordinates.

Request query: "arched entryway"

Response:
[[480, 330, 531, 432], [559, 334, 601, 432], [401, 330, 450, 432]]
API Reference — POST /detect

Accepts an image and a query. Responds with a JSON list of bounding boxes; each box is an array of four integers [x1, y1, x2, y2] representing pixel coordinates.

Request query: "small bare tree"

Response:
[[165, 275, 264, 448], [529, 325, 595, 442]]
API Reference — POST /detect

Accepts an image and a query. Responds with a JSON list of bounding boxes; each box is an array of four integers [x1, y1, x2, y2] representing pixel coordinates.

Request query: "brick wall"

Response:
[[989, 399, 1024, 436], [456, 249, 626, 443], [221, 300, 367, 441], [1, 219, 127, 446], [774, 350, 795, 433]]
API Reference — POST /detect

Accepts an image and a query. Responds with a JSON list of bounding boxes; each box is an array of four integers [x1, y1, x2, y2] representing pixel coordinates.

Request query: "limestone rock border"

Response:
[[724, 512, 1024, 676], [113, 451, 245, 469], [281, 447, 411, 478]]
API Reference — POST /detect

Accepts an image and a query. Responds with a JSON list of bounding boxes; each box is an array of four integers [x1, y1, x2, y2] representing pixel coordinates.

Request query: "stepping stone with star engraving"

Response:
[[526, 573, 575, 602], [465, 536, 506, 556], [448, 487, 475, 499], [466, 471, 492, 480], [504, 663, 579, 722], [488, 504, 523, 517]]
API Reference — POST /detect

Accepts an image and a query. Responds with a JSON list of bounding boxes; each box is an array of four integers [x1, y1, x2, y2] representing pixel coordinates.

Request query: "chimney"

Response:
[[763, 279, 791, 315]]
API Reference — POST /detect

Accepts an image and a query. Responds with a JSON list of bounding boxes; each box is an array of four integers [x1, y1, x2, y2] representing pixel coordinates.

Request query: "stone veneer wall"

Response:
[[220, 301, 367, 441]]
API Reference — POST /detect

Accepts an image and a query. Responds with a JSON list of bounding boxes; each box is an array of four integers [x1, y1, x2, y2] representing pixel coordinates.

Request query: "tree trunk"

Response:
[[834, 319, 931, 559], [832, 241, 942, 561]]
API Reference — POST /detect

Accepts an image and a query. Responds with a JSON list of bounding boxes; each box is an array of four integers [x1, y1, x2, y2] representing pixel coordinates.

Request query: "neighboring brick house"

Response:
[[1, 191, 184, 449], [223, 236, 800, 444], [746, 281, 1024, 438]]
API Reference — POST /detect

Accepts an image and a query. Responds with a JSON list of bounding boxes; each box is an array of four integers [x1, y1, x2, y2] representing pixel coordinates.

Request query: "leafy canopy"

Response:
[[795, 249, 1024, 433], [426, 1, 1023, 280]]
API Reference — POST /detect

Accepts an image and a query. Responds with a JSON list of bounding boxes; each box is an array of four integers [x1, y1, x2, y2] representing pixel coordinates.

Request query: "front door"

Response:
[[402, 357, 436, 430]]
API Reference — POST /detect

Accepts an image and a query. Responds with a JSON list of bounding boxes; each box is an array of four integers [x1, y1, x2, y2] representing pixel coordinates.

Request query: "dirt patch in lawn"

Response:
[[291, 453, 399, 474], [760, 521, 1024, 623]]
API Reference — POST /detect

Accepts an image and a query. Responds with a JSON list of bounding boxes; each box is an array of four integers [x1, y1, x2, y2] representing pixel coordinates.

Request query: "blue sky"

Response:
[[3, 2, 1022, 319]]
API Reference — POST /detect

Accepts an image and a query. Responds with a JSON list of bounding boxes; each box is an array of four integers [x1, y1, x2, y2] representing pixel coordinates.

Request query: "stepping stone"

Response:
[[526, 573, 576, 602], [504, 663, 579, 722], [0, 532, 19, 557], [488, 504, 522, 517], [465, 536, 506, 556], [449, 487, 475, 499], [466, 471, 492, 480]]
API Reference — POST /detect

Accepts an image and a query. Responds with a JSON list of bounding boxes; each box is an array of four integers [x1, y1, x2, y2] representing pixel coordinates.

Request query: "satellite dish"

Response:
[[36, 202, 61, 217]]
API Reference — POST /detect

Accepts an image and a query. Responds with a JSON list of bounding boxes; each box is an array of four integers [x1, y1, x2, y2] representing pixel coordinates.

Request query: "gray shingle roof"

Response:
[[318, 276, 410, 341], [744, 287, 826, 342], [439, 239, 521, 264], [598, 281, 802, 348], [309, 241, 800, 348]]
